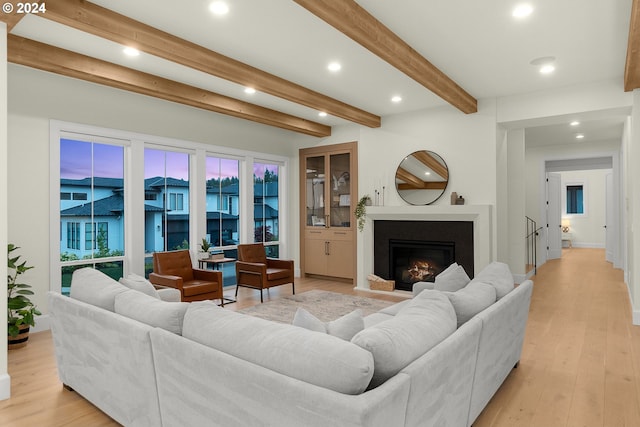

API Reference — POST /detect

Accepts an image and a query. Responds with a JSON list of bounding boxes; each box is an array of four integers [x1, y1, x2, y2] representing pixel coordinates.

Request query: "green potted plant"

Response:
[[354, 195, 371, 232], [199, 238, 212, 259], [7, 243, 41, 349]]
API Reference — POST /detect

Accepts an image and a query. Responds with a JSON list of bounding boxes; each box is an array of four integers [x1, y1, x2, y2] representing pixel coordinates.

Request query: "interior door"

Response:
[[605, 172, 614, 263], [547, 172, 562, 259]]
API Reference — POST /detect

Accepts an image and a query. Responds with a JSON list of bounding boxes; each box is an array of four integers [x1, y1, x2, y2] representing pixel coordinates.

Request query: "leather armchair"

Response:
[[149, 250, 224, 305], [235, 243, 294, 303]]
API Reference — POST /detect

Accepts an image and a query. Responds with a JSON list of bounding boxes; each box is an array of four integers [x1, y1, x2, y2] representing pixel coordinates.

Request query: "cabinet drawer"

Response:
[[328, 230, 352, 241]]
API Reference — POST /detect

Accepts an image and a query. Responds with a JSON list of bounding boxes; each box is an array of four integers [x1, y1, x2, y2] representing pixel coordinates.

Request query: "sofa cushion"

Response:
[[293, 308, 365, 341], [443, 282, 497, 327], [412, 281, 435, 296], [351, 290, 457, 388], [182, 302, 374, 395], [119, 274, 160, 299], [70, 267, 129, 312], [471, 262, 514, 299], [434, 263, 470, 292], [114, 290, 190, 335], [378, 299, 411, 316]]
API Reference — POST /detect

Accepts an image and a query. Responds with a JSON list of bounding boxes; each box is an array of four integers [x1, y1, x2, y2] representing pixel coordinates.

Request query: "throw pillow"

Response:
[[434, 264, 470, 292], [351, 289, 456, 388], [293, 308, 365, 341], [114, 290, 190, 335], [119, 274, 160, 299], [471, 262, 514, 299], [442, 281, 496, 327]]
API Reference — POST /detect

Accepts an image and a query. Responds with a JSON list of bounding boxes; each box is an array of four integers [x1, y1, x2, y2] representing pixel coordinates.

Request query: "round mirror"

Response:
[[395, 150, 449, 205]]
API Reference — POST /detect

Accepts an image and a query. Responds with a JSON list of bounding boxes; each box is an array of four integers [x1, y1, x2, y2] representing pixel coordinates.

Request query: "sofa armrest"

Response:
[[412, 281, 435, 297], [149, 273, 184, 290]]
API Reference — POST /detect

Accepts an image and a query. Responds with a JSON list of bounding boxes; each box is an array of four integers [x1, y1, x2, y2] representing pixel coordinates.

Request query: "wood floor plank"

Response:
[[1, 248, 639, 427]]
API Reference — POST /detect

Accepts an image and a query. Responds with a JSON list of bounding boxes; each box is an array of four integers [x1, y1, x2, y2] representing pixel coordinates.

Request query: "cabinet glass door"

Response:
[[305, 155, 326, 227], [329, 153, 351, 228]]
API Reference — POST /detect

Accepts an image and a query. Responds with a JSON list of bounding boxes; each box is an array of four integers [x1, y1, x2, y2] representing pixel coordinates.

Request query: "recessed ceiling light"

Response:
[[209, 1, 229, 15], [570, 121, 580, 126], [530, 56, 556, 75], [318, 112, 328, 117], [391, 96, 402, 103], [512, 4, 533, 18], [244, 87, 256, 94], [575, 134, 585, 139], [327, 62, 342, 72], [424, 171, 431, 176], [123, 47, 140, 57]]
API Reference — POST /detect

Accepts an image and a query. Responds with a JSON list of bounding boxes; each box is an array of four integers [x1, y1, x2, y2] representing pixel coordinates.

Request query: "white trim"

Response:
[[571, 242, 605, 249], [32, 314, 51, 333], [0, 374, 10, 401], [633, 309, 640, 326]]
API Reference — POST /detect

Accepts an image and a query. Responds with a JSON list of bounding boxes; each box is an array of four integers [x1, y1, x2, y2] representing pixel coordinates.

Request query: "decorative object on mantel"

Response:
[[455, 195, 465, 205], [450, 191, 458, 205], [367, 274, 395, 291], [395, 150, 449, 205], [355, 195, 371, 231]]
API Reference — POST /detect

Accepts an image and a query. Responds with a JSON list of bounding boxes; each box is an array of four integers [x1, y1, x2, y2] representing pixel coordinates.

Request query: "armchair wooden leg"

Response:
[[292, 282, 295, 295], [235, 285, 239, 297], [260, 289, 264, 303]]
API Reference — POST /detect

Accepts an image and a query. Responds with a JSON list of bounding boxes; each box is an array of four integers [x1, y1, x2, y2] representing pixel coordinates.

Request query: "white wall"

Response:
[[560, 169, 610, 247], [7, 65, 305, 320], [1, 22, 10, 401]]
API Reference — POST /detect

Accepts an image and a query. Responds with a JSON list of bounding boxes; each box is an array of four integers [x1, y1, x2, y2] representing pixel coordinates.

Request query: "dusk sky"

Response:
[[61, 139, 278, 181]]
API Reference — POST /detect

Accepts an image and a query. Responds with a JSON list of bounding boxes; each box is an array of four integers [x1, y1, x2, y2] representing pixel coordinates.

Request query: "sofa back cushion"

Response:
[[70, 267, 129, 312], [114, 290, 190, 335], [443, 282, 497, 327], [182, 302, 374, 395], [471, 262, 514, 299], [351, 290, 457, 388]]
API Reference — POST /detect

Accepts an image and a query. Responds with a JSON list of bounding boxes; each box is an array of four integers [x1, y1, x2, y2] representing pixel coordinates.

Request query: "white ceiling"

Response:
[[9, 0, 633, 143]]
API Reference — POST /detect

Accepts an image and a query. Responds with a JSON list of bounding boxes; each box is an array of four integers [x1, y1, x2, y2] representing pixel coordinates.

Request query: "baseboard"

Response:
[[633, 309, 640, 326], [32, 314, 51, 333], [571, 242, 605, 249], [0, 374, 10, 401]]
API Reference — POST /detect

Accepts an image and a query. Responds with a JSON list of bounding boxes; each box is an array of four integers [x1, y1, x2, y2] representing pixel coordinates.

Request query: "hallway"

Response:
[[476, 248, 640, 427]]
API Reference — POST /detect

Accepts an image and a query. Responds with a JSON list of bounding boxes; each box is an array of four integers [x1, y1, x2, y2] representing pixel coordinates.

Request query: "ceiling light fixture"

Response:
[[209, 1, 229, 15], [391, 95, 402, 103], [570, 121, 580, 126], [575, 134, 585, 139], [512, 4, 533, 18], [327, 62, 342, 72], [123, 47, 140, 57], [530, 56, 556, 75], [244, 87, 256, 94], [318, 112, 328, 117]]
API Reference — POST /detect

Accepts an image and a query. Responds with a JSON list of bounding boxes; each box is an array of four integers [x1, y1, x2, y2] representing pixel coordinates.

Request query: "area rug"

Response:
[[238, 289, 396, 324]]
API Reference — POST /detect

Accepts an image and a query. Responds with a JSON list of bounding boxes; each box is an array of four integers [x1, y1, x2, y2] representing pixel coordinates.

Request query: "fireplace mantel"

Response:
[[356, 204, 493, 290]]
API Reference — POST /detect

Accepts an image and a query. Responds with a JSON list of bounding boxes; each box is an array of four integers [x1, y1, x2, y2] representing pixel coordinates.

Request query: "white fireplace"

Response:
[[356, 204, 493, 290]]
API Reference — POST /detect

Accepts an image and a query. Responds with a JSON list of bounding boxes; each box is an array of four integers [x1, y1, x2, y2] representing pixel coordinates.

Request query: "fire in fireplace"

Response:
[[390, 239, 455, 291]]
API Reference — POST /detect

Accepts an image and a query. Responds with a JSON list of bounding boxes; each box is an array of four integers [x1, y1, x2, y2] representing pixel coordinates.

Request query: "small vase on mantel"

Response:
[[450, 192, 458, 205]]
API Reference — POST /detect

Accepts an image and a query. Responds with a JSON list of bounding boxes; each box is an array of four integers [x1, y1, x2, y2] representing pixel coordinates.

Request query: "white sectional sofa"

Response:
[[48, 263, 533, 427]]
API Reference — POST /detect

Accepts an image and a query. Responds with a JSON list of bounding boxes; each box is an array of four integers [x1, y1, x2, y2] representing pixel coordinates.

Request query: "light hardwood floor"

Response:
[[1, 248, 638, 427]]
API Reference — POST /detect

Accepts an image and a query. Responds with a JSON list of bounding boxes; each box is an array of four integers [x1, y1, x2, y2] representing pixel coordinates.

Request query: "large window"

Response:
[[254, 162, 280, 257], [144, 148, 191, 253], [59, 138, 125, 295]]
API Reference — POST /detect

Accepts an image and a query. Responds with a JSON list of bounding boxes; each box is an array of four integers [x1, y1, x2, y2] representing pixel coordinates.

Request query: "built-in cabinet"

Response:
[[299, 142, 357, 280]]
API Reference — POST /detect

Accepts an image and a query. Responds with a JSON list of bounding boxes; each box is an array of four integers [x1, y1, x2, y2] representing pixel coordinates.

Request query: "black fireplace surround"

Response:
[[374, 220, 474, 291]]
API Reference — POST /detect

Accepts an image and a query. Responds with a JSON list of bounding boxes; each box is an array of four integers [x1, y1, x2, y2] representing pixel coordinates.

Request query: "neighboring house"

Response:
[[59, 176, 278, 258]]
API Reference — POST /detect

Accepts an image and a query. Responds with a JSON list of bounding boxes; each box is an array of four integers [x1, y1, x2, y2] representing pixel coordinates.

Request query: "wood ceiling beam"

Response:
[[7, 35, 331, 137], [293, 0, 478, 114], [625, 0, 640, 91], [39, 0, 380, 128]]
